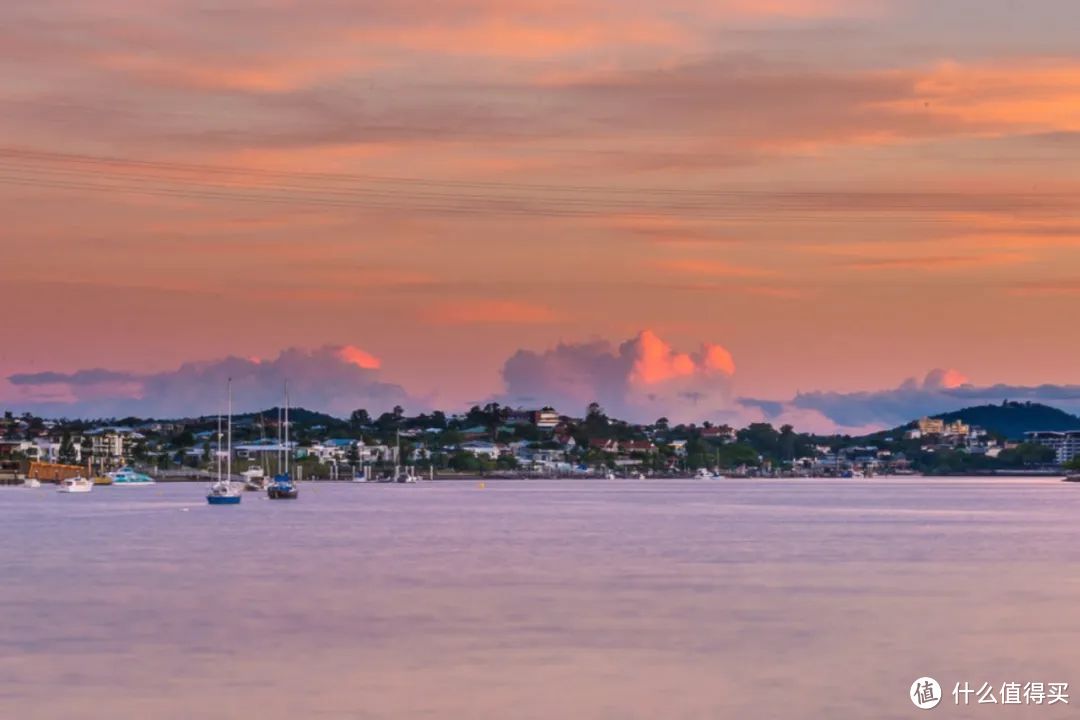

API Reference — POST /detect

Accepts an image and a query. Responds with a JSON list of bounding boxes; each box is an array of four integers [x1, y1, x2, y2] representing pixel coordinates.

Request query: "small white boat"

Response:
[[23, 478, 42, 488], [240, 467, 267, 491], [57, 476, 93, 493]]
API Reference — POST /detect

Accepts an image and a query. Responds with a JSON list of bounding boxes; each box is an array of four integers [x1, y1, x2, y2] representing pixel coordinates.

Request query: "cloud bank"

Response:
[[8, 339, 1080, 436], [785, 370, 1080, 430], [5, 345, 411, 418]]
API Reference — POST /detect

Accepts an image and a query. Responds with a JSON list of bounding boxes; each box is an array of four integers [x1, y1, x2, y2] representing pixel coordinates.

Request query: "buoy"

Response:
[[478, 481, 486, 489]]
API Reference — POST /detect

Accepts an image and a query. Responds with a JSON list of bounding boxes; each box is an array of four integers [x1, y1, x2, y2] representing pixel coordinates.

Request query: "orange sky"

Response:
[[2, 0, 1080, 427]]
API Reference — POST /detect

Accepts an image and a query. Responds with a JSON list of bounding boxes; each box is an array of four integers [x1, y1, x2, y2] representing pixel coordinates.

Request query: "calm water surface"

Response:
[[2, 478, 1079, 719]]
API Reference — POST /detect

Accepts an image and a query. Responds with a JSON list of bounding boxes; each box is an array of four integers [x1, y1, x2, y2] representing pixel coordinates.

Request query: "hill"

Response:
[[933, 402, 1080, 440], [195, 407, 348, 430]]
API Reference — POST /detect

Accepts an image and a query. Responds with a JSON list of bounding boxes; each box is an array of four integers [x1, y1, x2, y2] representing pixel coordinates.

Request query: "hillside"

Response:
[[195, 407, 347, 430], [933, 402, 1080, 439]]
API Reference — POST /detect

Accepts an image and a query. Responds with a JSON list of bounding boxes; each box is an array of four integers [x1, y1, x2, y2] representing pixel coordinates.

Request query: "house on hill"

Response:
[[588, 438, 619, 453]]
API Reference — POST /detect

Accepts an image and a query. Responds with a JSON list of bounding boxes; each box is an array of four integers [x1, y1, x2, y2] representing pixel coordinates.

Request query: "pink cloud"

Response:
[[336, 345, 382, 370], [500, 329, 740, 422], [630, 330, 735, 385]]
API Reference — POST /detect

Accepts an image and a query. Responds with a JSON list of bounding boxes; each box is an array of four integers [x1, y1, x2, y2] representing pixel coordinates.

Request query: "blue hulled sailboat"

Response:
[[268, 382, 299, 500], [208, 379, 243, 505]]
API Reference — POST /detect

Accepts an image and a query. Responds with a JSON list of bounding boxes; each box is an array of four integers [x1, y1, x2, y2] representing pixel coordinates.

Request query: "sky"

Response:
[[2, 0, 1080, 431]]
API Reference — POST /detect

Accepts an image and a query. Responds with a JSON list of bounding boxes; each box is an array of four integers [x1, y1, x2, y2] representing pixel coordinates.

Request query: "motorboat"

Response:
[[108, 467, 155, 486], [240, 467, 267, 492], [57, 476, 93, 493]]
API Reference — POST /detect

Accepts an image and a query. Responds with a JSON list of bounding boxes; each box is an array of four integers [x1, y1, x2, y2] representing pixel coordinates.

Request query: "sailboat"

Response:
[[268, 381, 299, 500], [207, 379, 243, 505]]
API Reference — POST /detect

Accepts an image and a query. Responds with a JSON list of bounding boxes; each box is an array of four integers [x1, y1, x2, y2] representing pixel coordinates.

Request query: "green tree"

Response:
[[584, 402, 609, 436], [58, 431, 76, 465], [716, 443, 760, 469], [349, 409, 371, 430], [998, 442, 1056, 468]]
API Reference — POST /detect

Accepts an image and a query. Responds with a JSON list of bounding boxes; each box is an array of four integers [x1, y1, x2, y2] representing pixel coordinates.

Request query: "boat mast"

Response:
[[227, 378, 233, 484], [216, 412, 222, 485], [284, 380, 290, 476]]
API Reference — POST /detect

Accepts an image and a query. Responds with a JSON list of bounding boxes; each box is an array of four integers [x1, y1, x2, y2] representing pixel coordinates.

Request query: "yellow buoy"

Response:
[[478, 481, 486, 489]]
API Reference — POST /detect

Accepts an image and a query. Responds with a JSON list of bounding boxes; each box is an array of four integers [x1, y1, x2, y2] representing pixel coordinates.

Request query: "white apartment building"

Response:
[[1024, 431, 1080, 463]]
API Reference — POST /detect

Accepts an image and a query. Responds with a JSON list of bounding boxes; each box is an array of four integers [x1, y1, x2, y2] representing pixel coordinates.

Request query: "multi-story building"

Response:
[[917, 417, 946, 435], [1024, 431, 1080, 464], [91, 433, 125, 464], [531, 408, 560, 429], [944, 420, 970, 436]]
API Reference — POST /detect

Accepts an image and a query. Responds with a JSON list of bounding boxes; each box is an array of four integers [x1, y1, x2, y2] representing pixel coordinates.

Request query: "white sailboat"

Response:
[[207, 379, 243, 505]]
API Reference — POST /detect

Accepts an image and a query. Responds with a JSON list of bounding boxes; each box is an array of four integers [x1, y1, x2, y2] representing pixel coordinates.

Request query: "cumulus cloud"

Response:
[[499, 329, 739, 423], [5, 345, 412, 418]]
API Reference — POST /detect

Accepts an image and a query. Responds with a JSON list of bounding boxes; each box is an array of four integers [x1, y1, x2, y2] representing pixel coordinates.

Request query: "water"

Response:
[[2, 478, 1079, 719]]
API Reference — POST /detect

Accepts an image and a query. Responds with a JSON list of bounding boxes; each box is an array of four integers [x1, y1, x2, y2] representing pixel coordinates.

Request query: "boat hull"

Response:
[[207, 494, 242, 505], [58, 483, 93, 494], [267, 487, 299, 499]]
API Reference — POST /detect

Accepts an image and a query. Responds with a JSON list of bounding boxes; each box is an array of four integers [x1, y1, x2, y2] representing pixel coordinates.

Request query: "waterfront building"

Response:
[[234, 440, 295, 461], [459, 441, 503, 459], [1023, 431, 1080, 463]]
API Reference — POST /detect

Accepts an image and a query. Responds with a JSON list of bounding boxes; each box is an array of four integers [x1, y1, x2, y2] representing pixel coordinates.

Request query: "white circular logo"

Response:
[[910, 677, 942, 710]]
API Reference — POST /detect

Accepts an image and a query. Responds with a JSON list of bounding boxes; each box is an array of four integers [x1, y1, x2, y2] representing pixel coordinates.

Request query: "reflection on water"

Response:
[[2, 478, 1079, 719]]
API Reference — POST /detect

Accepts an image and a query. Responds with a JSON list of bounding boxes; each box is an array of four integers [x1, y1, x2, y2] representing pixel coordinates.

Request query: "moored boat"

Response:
[[57, 476, 93, 493], [241, 468, 268, 491], [208, 381, 243, 505], [268, 473, 299, 499], [108, 467, 155, 486], [267, 382, 299, 500]]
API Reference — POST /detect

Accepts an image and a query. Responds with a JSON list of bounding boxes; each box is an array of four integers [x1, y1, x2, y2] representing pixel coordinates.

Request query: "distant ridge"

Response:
[[928, 401, 1080, 440], [195, 407, 347, 429]]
